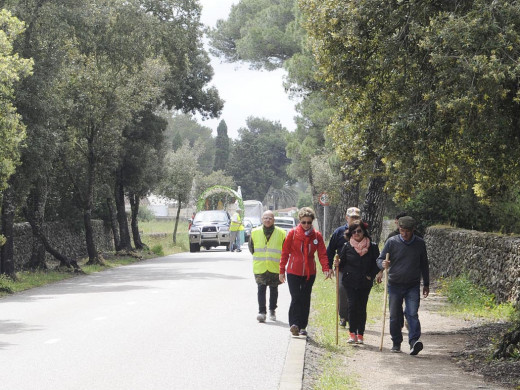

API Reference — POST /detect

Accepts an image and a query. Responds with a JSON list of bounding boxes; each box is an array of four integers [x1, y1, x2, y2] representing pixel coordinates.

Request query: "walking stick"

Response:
[[379, 253, 389, 352], [335, 254, 340, 346]]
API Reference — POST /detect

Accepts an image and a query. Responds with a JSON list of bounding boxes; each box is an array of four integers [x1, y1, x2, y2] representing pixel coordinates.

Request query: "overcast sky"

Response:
[[196, 0, 298, 138]]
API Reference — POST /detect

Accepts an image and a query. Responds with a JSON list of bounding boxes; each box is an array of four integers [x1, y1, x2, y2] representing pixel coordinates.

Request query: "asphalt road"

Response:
[[0, 245, 294, 390]]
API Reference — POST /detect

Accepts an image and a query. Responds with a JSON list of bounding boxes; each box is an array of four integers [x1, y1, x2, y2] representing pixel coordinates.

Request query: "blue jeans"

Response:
[[388, 283, 421, 346]]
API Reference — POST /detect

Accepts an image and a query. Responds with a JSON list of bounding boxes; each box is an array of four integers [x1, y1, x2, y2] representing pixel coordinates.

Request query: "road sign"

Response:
[[318, 192, 330, 206]]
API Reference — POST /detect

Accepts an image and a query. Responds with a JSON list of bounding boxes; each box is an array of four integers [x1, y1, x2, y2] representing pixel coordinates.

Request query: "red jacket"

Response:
[[280, 225, 330, 278]]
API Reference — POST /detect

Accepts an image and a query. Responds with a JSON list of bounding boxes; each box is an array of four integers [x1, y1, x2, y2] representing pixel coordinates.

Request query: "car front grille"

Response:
[[201, 226, 217, 233]]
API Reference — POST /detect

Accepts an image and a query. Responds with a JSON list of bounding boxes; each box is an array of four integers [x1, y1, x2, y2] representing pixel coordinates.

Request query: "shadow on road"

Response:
[[2, 255, 249, 302]]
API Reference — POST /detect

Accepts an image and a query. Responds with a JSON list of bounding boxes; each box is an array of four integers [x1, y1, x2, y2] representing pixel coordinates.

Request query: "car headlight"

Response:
[[219, 226, 230, 233], [190, 227, 200, 233]]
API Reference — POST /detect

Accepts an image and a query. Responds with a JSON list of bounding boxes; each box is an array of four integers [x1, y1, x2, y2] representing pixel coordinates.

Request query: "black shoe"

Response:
[[339, 318, 347, 328], [410, 340, 423, 356], [299, 329, 307, 336], [391, 343, 401, 353]]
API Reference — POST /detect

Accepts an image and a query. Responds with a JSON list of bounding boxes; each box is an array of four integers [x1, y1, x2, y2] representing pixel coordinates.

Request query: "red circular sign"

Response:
[[318, 192, 330, 206]]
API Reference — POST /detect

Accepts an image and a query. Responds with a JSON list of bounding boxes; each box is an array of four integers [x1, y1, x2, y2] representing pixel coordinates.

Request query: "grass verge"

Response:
[[308, 276, 386, 389], [140, 219, 190, 255]]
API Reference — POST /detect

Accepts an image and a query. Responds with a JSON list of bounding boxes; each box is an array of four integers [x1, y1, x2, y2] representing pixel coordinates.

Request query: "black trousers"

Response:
[[344, 285, 372, 335], [287, 273, 316, 330], [257, 284, 278, 314]]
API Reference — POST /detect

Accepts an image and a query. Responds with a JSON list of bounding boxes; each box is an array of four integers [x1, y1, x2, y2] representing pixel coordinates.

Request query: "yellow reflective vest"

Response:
[[251, 226, 286, 274], [230, 212, 243, 231]]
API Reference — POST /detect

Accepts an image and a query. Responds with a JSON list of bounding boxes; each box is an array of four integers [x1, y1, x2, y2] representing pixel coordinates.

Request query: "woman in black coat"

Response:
[[334, 220, 380, 344]]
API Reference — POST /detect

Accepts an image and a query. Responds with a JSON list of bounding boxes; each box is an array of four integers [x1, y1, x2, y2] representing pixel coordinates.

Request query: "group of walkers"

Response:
[[248, 206, 429, 356]]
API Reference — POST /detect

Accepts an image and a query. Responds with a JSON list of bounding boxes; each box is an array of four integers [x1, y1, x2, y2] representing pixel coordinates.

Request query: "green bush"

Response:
[[297, 192, 313, 209], [151, 244, 164, 256], [0, 274, 14, 294], [138, 206, 156, 222], [439, 274, 515, 319]]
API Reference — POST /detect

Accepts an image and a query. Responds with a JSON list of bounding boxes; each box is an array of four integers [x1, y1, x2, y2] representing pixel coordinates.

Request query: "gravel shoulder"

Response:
[[303, 289, 520, 389]]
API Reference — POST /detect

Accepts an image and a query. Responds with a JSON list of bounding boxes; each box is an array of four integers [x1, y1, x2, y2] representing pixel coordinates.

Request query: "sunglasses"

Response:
[[300, 221, 313, 225], [352, 229, 363, 234]]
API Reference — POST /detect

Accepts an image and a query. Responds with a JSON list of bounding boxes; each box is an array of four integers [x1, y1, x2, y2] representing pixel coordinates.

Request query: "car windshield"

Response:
[[275, 222, 294, 229], [193, 211, 229, 223], [275, 218, 295, 226]]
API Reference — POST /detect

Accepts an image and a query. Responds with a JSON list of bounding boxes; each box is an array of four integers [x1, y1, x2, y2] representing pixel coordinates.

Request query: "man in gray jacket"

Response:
[[377, 216, 429, 355]]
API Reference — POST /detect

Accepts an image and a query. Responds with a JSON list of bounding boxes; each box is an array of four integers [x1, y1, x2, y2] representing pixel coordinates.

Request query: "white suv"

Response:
[[189, 210, 231, 252]]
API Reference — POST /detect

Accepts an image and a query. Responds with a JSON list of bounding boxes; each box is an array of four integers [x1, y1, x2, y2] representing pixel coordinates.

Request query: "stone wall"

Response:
[[13, 220, 114, 270], [424, 226, 520, 305]]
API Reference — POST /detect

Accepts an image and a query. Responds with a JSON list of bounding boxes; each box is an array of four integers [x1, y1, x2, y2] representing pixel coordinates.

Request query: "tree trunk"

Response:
[[173, 199, 182, 244], [107, 197, 121, 251], [84, 144, 103, 265], [493, 324, 520, 359], [361, 158, 387, 244], [24, 185, 48, 270], [129, 192, 145, 250], [340, 161, 361, 216], [84, 208, 103, 265], [25, 212, 81, 271], [114, 168, 132, 251], [0, 185, 16, 278], [328, 164, 362, 235]]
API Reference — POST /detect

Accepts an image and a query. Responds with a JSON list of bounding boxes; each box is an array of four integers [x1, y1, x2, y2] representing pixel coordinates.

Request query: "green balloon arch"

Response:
[[196, 185, 244, 217]]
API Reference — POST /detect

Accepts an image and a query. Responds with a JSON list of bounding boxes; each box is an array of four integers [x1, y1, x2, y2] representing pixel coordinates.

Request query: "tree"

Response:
[[0, 9, 32, 193], [164, 113, 215, 175], [227, 117, 290, 200], [213, 120, 230, 171], [209, 0, 362, 234], [158, 141, 201, 244], [193, 170, 235, 202], [57, 1, 169, 265], [300, 0, 520, 238], [118, 111, 168, 251], [0, 9, 33, 277], [208, 0, 301, 70]]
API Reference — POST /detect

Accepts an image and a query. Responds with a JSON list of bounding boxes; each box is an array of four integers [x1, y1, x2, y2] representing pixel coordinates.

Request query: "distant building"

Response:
[[275, 207, 298, 218]]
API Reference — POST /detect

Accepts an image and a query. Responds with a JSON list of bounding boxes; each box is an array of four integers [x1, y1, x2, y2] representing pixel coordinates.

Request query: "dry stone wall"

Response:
[[424, 226, 520, 305], [13, 220, 114, 270]]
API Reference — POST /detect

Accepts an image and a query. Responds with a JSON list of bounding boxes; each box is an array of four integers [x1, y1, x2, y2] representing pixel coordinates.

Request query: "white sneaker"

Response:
[[257, 313, 266, 322]]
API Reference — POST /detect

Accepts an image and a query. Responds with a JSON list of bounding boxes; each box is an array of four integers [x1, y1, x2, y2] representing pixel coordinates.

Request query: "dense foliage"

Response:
[[300, 0, 520, 232], [227, 117, 291, 200], [0, 0, 223, 273]]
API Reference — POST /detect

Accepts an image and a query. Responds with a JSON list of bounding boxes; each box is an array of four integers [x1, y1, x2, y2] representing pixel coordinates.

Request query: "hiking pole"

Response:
[[335, 254, 340, 346], [379, 253, 389, 352]]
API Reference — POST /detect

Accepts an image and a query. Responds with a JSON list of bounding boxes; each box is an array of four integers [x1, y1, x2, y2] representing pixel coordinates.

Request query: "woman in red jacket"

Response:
[[279, 207, 332, 336]]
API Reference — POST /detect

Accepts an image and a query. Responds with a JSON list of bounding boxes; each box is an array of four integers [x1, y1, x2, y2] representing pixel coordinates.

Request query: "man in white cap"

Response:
[[327, 206, 361, 328]]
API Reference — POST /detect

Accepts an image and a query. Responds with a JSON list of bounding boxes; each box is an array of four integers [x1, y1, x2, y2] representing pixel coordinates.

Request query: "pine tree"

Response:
[[213, 120, 230, 171]]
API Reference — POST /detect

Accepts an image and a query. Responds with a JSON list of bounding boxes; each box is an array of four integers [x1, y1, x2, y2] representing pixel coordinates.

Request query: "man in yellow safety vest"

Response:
[[248, 210, 286, 322], [230, 207, 244, 252]]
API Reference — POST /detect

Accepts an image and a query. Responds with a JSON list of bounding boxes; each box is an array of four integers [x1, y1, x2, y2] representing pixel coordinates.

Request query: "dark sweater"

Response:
[[377, 235, 429, 287], [326, 224, 348, 268]]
